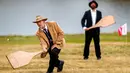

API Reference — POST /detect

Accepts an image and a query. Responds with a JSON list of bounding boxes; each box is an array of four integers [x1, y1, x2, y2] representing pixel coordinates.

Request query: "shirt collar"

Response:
[[91, 9, 97, 13], [44, 24, 48, 29]]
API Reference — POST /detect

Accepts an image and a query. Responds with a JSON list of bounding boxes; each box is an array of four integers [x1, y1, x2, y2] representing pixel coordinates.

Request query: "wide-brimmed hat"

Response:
[[33, 15, 48, 23], [89, 0, 98, 8]]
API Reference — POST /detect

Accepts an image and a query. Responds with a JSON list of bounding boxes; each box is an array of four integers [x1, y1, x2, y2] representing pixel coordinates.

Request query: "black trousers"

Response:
[[47, 47, 61, 72], [84, 30, 101, 58]]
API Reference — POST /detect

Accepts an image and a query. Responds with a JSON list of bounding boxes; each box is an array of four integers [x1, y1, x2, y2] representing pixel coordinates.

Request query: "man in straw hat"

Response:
[[81, 0, 102, 60], [33, 15, 65, 73]]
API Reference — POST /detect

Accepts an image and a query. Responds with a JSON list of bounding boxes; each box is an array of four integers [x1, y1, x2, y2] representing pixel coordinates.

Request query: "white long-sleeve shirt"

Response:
[[91, 9, 97, 26]]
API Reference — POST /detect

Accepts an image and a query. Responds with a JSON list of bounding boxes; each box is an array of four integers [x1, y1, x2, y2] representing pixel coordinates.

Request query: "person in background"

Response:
[[81, 0, 102, 60]]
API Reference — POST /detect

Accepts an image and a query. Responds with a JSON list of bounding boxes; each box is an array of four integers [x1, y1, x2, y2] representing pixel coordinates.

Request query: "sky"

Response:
[[0, 0, 129, 35]]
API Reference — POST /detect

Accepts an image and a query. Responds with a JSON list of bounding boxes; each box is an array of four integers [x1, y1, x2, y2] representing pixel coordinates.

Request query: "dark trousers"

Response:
[[47, 47, 61, 72], [84, 30, 101, 58]]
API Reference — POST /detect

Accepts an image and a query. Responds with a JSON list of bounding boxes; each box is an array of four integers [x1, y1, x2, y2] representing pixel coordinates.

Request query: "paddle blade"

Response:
[[88, 15, 115, 30], [6, 51, 42, 69], [99, 15, 115, 27]]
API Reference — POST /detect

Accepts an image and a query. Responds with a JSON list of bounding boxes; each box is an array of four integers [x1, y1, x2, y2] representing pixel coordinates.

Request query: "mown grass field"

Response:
[[0, 32, 130, 73]]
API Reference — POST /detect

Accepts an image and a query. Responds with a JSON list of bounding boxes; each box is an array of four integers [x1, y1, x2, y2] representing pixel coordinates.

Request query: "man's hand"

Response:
[[84, 28, 90, 31], [51, 44, 57, 50], [83, 27, 90, 31], [41, 48, 47, 58]]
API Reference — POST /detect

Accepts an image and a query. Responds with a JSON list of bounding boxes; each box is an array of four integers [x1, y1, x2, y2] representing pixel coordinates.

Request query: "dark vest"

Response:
[[43, 29, 53, 47]]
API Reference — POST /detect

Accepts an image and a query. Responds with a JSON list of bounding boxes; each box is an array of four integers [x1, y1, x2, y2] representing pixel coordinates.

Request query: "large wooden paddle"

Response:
[[6, 39, 65, 69], [6, 51, 44, 69], [87, 15, 115, 30]]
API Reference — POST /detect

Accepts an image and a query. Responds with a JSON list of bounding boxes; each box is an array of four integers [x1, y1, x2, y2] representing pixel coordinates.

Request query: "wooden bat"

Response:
[[87, 15, 115, 30], [6, 51, 44, 69]]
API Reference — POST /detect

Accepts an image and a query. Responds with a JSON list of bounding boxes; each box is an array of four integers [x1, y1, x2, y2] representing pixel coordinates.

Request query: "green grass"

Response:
[[65, 32, 129, 43], [0, 32, 129, 45], [0, 35, 39, 44]]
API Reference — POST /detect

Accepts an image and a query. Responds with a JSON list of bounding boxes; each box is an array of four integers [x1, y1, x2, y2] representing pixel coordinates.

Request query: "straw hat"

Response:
[[33, 15, 48, 23]]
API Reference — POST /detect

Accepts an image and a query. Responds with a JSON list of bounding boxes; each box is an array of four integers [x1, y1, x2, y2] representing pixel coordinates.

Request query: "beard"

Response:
[[91, 6, 96, 9]]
